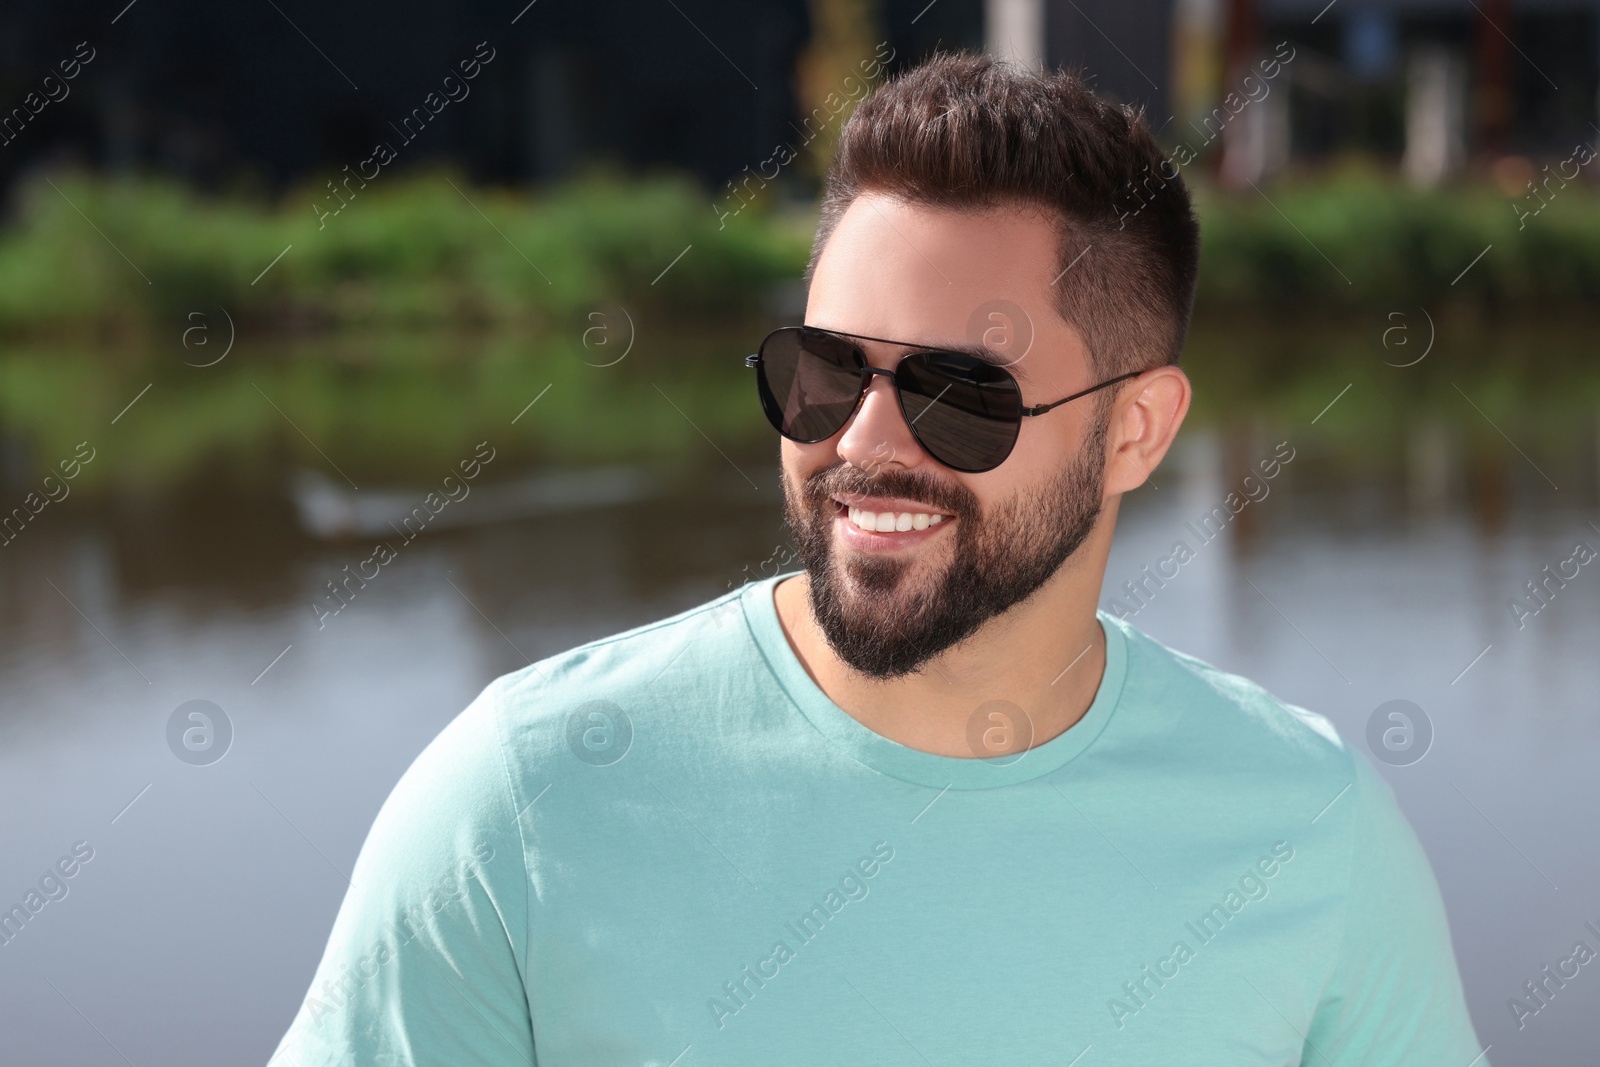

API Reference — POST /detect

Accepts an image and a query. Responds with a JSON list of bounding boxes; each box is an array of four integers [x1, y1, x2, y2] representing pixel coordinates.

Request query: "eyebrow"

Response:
[[805, 325, 1031, 380]]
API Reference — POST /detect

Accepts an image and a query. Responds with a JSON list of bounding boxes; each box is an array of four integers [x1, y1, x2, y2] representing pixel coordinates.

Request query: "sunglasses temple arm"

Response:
[[1021, 370, 1142, 417]]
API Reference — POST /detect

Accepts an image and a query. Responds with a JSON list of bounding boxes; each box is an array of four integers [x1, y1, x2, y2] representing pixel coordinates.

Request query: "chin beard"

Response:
[[783, 415, 1109, 680]]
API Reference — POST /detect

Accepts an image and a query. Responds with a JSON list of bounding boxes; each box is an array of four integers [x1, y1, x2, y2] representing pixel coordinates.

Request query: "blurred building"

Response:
[[1259, 0, 1596, 183], [0, 0, 816, 194], [0, 0, 1592, 199], [990, 0, 1598, 185], [0, 0, 995, 201]]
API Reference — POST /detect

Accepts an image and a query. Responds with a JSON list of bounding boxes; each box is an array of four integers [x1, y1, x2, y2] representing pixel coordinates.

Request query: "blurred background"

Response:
[[0, 0, 1596, 1063]]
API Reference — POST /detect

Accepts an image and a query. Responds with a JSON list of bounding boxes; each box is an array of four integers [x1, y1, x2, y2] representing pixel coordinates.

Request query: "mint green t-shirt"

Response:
[[269, 575, 1488, 1066]]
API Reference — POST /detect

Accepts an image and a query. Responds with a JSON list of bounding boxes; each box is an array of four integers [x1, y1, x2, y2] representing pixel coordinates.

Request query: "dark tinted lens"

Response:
[[895, 351, 1024, 472], [756, 328, 866, 443]]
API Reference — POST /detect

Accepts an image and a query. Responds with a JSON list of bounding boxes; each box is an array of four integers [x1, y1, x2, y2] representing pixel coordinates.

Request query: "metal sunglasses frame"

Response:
[[744, 324, 1144, 420]]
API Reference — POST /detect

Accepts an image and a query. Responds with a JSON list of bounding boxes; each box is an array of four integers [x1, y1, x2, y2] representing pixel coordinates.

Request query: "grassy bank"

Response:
[[1, 166, 1599, 338], [1191, 168, 1600, 312], [1, 166, 1596, 497], [1, 315, 1593, 495], [0, 167, 811, 339]]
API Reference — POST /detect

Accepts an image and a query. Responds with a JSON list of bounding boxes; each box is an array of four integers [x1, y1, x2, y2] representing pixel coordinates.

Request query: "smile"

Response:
[[845, 506, 947, 533], [828, 493, 957, 548]]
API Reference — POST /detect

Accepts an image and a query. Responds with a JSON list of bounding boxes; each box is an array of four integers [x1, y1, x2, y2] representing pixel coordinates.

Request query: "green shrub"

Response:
[[1191, 170, 1600, 310], [0, 165, 812, 339]]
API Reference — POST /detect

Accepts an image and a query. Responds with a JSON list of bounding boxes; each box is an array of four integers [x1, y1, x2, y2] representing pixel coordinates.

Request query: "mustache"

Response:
[[802, 463, 979, 520]]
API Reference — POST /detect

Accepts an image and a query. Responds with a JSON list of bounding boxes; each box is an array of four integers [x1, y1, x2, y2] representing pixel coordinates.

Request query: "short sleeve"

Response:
[[267, 681, 535, 1067], [1303, 750, 1490, 1066]]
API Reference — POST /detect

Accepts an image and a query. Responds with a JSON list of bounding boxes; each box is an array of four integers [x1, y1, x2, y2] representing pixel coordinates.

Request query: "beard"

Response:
[[782, 410, 1110, 680]]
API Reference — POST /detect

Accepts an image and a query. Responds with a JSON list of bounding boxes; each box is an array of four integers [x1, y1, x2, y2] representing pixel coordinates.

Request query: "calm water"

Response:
[[1, 410, 1597, 1064]]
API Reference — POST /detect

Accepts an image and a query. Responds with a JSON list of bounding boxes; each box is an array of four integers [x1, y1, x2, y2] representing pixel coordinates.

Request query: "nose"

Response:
[[836, 367, 926, 474]]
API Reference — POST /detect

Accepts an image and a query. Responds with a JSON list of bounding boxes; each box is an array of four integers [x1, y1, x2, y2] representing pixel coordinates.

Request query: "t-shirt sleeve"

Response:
[[1303, 749, 1490, 1066], [267, 680, 535, 1067]]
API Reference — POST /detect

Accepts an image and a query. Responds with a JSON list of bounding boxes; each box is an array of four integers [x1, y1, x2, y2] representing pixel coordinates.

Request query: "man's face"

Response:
[[782, 193, 1113, 679]]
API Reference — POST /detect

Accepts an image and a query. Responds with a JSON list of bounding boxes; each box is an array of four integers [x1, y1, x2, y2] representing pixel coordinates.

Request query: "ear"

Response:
[[1103, 365, 1190, 496]]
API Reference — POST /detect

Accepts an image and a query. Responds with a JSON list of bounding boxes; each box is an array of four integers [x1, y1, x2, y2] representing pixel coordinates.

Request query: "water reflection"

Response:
[[1, 324, 1597, 1065]]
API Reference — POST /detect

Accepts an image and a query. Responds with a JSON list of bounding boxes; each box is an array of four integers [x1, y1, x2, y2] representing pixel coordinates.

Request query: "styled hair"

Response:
[[806, 51, 1201, 380]]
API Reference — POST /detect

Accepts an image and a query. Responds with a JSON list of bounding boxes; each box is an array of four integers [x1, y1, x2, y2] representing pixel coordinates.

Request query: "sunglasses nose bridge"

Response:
[[855, 365, 904, 419], [856, 365, 900, 409], [833, 362, 917, 466]]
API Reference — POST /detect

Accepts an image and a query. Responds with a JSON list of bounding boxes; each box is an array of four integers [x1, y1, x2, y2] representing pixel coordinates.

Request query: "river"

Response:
[[0, 321, 1596, 1065]]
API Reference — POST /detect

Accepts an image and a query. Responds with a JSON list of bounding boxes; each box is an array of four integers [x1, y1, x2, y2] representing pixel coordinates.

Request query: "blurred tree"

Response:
[[794, 0, 885, 181], [1172, 0, 1226, 140], [1474, 0, 1515, 155]]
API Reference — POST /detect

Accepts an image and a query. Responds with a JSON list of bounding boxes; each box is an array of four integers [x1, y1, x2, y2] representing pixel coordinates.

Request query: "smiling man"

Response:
[[271, 52, 1489, 1066]]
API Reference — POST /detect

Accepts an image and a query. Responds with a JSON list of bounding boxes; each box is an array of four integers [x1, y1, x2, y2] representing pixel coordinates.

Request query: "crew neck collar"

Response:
[[739, 573, 1128, 790]]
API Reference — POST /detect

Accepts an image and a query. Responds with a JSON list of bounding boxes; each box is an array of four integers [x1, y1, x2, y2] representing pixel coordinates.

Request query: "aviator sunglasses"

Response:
[[746, 325, 1143, 473]]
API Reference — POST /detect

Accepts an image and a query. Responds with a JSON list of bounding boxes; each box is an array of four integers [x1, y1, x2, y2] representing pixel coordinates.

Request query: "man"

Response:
[[271, 52, 1488, 1065]]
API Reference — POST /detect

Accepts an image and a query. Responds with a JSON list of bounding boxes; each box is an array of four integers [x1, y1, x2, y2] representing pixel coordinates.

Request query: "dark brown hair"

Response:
[[806, 51, 1201, 380]]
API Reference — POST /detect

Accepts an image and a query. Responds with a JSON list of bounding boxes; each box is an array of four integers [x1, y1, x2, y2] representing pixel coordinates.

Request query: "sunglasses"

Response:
[[746, 325, 1143, 473]]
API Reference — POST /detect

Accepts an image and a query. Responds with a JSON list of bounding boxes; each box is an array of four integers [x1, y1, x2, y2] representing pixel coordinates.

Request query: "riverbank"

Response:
[[2, 164, 1599, 339], [1, 312, 1592, 496]]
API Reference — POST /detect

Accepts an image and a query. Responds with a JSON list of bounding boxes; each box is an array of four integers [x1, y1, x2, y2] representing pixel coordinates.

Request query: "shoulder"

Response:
[[1098, 613, 1393, 844], [321, 585, 752, 960], [1099, 615, 1455, 932], [1105, 613, 1349, 762], [418, 584, 751, 793], [482, 583, 748, 733], [345, 675, 525, 892]]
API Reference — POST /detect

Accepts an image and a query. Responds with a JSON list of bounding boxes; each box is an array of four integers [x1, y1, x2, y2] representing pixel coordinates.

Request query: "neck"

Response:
[[771, 526, 1114, 759]]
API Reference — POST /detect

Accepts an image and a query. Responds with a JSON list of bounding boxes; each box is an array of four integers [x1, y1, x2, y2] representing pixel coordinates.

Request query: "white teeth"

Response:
[[844, 505, 947, 533]]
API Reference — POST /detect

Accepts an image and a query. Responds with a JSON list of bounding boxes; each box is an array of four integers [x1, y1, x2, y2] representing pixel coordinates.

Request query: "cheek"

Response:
[[779, 444, 818, 510], [781, 439, 836, 484], [977, 411, 1103, 510], [778, 440, 802, 483], [956, 464, 1021, 521], [995, 417, 1071, 482]]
